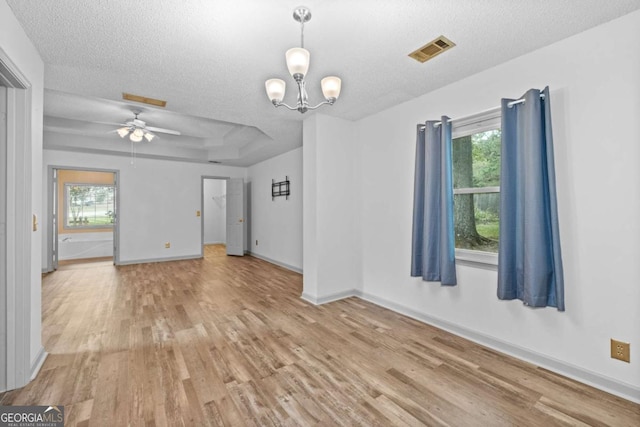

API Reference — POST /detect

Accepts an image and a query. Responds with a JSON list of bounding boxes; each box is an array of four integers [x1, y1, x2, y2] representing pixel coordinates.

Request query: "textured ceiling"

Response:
[[7, 0, 640, 166]]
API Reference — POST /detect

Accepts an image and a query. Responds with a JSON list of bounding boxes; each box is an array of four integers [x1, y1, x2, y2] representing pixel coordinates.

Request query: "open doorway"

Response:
[[201, 177, 227, 257], [201, 176, 244, 258], [47, 167, 119, 270]]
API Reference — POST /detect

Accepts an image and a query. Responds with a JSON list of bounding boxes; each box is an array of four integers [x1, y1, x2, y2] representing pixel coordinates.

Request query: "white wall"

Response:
[[0, 0, 45, 384], [247, 147, 302, 272], [43, 147, 247, 264], [303, 118, 318, 296], [203, 179, 226, 244], [351, 10, 640, 400], [303, 115, 361, 302]]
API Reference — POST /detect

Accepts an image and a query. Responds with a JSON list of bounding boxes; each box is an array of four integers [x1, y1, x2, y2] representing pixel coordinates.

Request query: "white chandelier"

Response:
[[265, 6, 341, 114]]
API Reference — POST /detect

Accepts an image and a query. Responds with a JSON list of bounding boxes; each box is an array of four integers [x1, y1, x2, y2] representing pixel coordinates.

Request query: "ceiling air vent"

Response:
[[408, 36, 456, 63], [122, 93, 167, 108]]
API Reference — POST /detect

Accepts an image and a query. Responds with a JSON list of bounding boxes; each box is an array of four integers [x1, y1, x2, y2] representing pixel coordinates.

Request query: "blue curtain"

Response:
[[498, 87, 565, 310], [411, 117, 457, 286]]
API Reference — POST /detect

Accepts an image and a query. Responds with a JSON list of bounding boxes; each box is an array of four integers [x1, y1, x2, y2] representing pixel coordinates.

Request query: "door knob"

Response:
[[239, 219, 244, 223]]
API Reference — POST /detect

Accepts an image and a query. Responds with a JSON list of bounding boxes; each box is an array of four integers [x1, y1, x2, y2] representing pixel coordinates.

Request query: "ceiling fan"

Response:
[[115, 112, 181, 142]]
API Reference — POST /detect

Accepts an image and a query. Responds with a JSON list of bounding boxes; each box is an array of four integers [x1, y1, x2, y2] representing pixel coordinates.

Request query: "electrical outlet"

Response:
[[165, 242, 171, 249], [196, 210, 201, 217], [610, 339, 630, 363]]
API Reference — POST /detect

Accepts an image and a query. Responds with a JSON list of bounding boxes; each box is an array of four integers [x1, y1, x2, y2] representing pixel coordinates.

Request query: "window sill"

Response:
[[455, 249, 498, 270]]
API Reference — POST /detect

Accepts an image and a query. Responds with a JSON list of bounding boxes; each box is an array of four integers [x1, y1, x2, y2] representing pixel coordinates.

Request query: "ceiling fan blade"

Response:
[[146, 126, 181, 135], [89, 120, 130, 127]]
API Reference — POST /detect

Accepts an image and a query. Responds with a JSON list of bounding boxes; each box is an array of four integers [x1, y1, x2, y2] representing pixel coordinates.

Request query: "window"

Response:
[[452, 110, 501, 256], [64, 183, 115, 229]]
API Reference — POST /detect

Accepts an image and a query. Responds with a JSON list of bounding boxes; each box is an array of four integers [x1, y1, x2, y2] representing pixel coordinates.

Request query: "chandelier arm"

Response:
[[273, 101, 299, 111], [306, 100, 333, 111]]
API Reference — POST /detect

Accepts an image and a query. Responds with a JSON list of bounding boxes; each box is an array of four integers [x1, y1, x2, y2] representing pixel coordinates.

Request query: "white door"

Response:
[[225, 178, 244, 256]]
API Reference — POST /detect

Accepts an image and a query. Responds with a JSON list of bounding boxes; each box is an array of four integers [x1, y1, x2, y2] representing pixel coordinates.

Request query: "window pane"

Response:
[[453, 129, 501, 188], [454, 193, 499, 253], [65, 184, 115, 228]]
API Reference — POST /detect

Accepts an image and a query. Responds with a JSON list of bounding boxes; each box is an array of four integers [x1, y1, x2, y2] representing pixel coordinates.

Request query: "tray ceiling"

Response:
[[7, 0, 640, 165]]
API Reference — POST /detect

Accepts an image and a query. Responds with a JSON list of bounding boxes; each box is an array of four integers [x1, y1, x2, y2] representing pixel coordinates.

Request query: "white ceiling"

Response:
[[7, 0, 640, 166]]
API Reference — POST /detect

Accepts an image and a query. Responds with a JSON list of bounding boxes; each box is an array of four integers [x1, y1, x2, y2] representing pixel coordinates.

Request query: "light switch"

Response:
[[196, 210, 201, 217]]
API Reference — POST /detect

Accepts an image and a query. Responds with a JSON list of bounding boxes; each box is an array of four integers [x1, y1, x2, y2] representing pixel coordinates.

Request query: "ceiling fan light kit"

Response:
[[118, 126, 154, 142], [115, 112, 181, 143], [117, 113, 156, 142], [265, 6, 341, 114]]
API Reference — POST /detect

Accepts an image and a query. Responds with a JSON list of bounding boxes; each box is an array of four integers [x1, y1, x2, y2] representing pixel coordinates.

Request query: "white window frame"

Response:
[[451, 108, 501, 267]]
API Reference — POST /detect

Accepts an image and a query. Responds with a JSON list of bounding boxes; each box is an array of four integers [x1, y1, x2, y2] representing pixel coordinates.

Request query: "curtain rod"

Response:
[[419, 93, 545, 131]]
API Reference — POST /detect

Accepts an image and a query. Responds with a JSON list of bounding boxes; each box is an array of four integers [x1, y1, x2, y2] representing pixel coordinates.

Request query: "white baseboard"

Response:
[[204, 241, 225, 245], [301, 289, 357, 305], [30, 346, 48, 380], [247, 251, 302, 274], [117, 254, 202, 266], [302, 288, 640, 404]]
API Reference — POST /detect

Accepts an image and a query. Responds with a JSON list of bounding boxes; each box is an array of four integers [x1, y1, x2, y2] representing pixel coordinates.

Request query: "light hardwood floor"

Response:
[[2, 244, 639, 426]]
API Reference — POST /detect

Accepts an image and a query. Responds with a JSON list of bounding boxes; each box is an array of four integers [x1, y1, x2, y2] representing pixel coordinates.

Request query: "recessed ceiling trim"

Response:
[[122, 92, 167, 107], [409, 35, 456, 63]]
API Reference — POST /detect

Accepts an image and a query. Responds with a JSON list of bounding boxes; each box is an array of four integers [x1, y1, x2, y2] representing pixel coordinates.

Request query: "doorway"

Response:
[[200, 176, 244, 258], [202, 177, 227, 247], [201, 176, 228, 258], [47, 167, 120, 270]]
